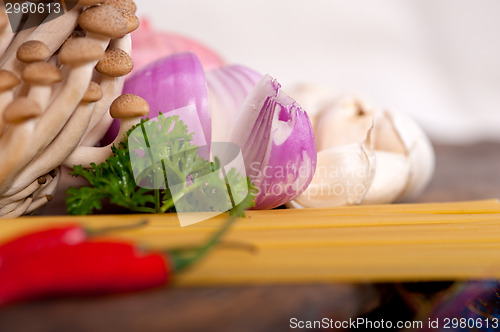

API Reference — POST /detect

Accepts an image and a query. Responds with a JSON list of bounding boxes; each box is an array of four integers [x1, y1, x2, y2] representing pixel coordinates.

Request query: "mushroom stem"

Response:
[[0, 90, 13, 134], [5, 102, 95, 195], [32, 63, 95, 155], [63, 116, 138, 168], [0, 178, 42, 206], [85, 32, 112, 52], [25, 196, 49, 215], [1, 170, 56, 213], [0, 1, 139, 216], [0, 121, 36, 192], [0, 70, 20, 136], [32, 171, 58, 200], [1, 198, 32, 218], [23, 60, 63, 110], [65, 94, 149, 168], [25, 171, 59, 214], [0, 8, 80, 74], [0, 59, 93, 192], [27, 86, 52, 110], [0, 31, 15, 57], [79, 78, 117, 146], [0, 28, 36, 67], [0, 5, 15, 55], [81, 35, 131, 146]]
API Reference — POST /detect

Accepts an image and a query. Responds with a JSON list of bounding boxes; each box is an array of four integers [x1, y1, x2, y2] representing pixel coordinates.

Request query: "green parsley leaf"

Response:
[[66, 115, 256, 216]]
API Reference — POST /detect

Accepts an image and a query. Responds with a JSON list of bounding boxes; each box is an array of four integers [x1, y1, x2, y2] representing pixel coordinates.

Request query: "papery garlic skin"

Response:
[[367, 108, 435, 202], [389, 110, 435, 201], [286, 84, 336, 130], [315, 96, 374, 150], [362, 151, 410, 205], [292, 138, 375, 208], [290, 97, 376, 208], [230, 75, 317, 210], [289, 94, 435, 208]]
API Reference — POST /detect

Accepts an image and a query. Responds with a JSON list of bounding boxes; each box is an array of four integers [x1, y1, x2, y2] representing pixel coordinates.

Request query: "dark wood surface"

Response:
[[0, 143, 498, 332]]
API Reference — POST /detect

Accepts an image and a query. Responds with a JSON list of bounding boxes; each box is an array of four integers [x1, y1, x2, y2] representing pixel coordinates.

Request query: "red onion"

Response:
[[207, 65, 262, 142], [104, 55, 316, 210], [131, 19, 225, 74], [230, 75, 317, 209], [103, 53, 211, 148]]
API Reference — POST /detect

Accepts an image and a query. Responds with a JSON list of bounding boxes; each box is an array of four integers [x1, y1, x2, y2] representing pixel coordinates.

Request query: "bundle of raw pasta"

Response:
[[1, 199, 499, 283]]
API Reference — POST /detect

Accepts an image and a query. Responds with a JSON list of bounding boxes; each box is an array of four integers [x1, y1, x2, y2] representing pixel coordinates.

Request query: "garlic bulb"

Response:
[[362, 151, 410, 205], [289, 94, 435, 208], [286, 83, 336, 130], [292, 135, 375, 208]]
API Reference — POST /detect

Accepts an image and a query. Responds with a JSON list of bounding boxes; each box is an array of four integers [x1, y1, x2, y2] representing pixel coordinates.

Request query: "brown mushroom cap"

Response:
[[105, 0, 137, 14], [110, 94, 150, 118], [0, 70, 21, 92], [59, 37, 105, 66], [118, 8, 140, 34], [95, 48, 133, 77], [78, 5, 128, 39], [22, 62, 63, 85], [3, 98, 43, 124], [17, 41, 51, 63], [82, 81, 103, 103], [77, 0, 105, 6]]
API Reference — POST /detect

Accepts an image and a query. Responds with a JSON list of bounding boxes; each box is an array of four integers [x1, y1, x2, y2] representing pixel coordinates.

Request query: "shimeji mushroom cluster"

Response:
[[0, 0, 151, 217]]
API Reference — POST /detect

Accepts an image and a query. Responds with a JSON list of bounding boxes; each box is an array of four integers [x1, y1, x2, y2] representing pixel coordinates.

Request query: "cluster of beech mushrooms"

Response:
[[0, 0, 151, 217]]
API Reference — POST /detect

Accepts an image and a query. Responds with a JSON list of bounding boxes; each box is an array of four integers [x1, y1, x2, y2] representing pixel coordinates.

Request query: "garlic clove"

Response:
[[361, 151, 410, 205], [372, 109, 407, 155], [371, 107, 435, 201], [286, 83, 336, 130], [314, 95, 374, 150], [389, 110, 435, 201], [291, 134, 375, 209], [288, 92, 434, 207]]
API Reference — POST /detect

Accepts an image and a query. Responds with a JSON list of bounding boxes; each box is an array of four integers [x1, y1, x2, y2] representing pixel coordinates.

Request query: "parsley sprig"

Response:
[[66, 115, 256, 216]]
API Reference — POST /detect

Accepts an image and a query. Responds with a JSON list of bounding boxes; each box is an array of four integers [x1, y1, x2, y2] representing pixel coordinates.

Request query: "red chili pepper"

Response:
[[0, 220, 147, 271], [0, 224, 85, 270], [0, 212, 240, 306], [0, 241, 169, 306]]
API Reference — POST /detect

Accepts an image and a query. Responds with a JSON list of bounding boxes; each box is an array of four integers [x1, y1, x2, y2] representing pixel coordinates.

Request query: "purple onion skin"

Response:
[[207, 64, 262, 142], [420, 280, 500, 332], [103, 53, 211, 147], [233, 76, 317, 210], [257, 104, 317, 209]]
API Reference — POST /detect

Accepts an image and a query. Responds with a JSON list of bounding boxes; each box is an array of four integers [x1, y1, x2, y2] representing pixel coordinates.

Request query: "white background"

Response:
[[136, 0, 500, 143]]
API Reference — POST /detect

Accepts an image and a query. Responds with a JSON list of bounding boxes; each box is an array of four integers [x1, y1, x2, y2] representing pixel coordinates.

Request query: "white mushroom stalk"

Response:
[[0, 4, 15, 55], [80, 35, 131, 146], [64, 94, 150, 168], [4, 97, 97, 196], [0, 70, 20, 134], [0, 8, 81, 75], [25, 171, 60, 214], [22, 60, 63, 109], [0, 97, 43, 189], [0, 0, 141, 216]]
